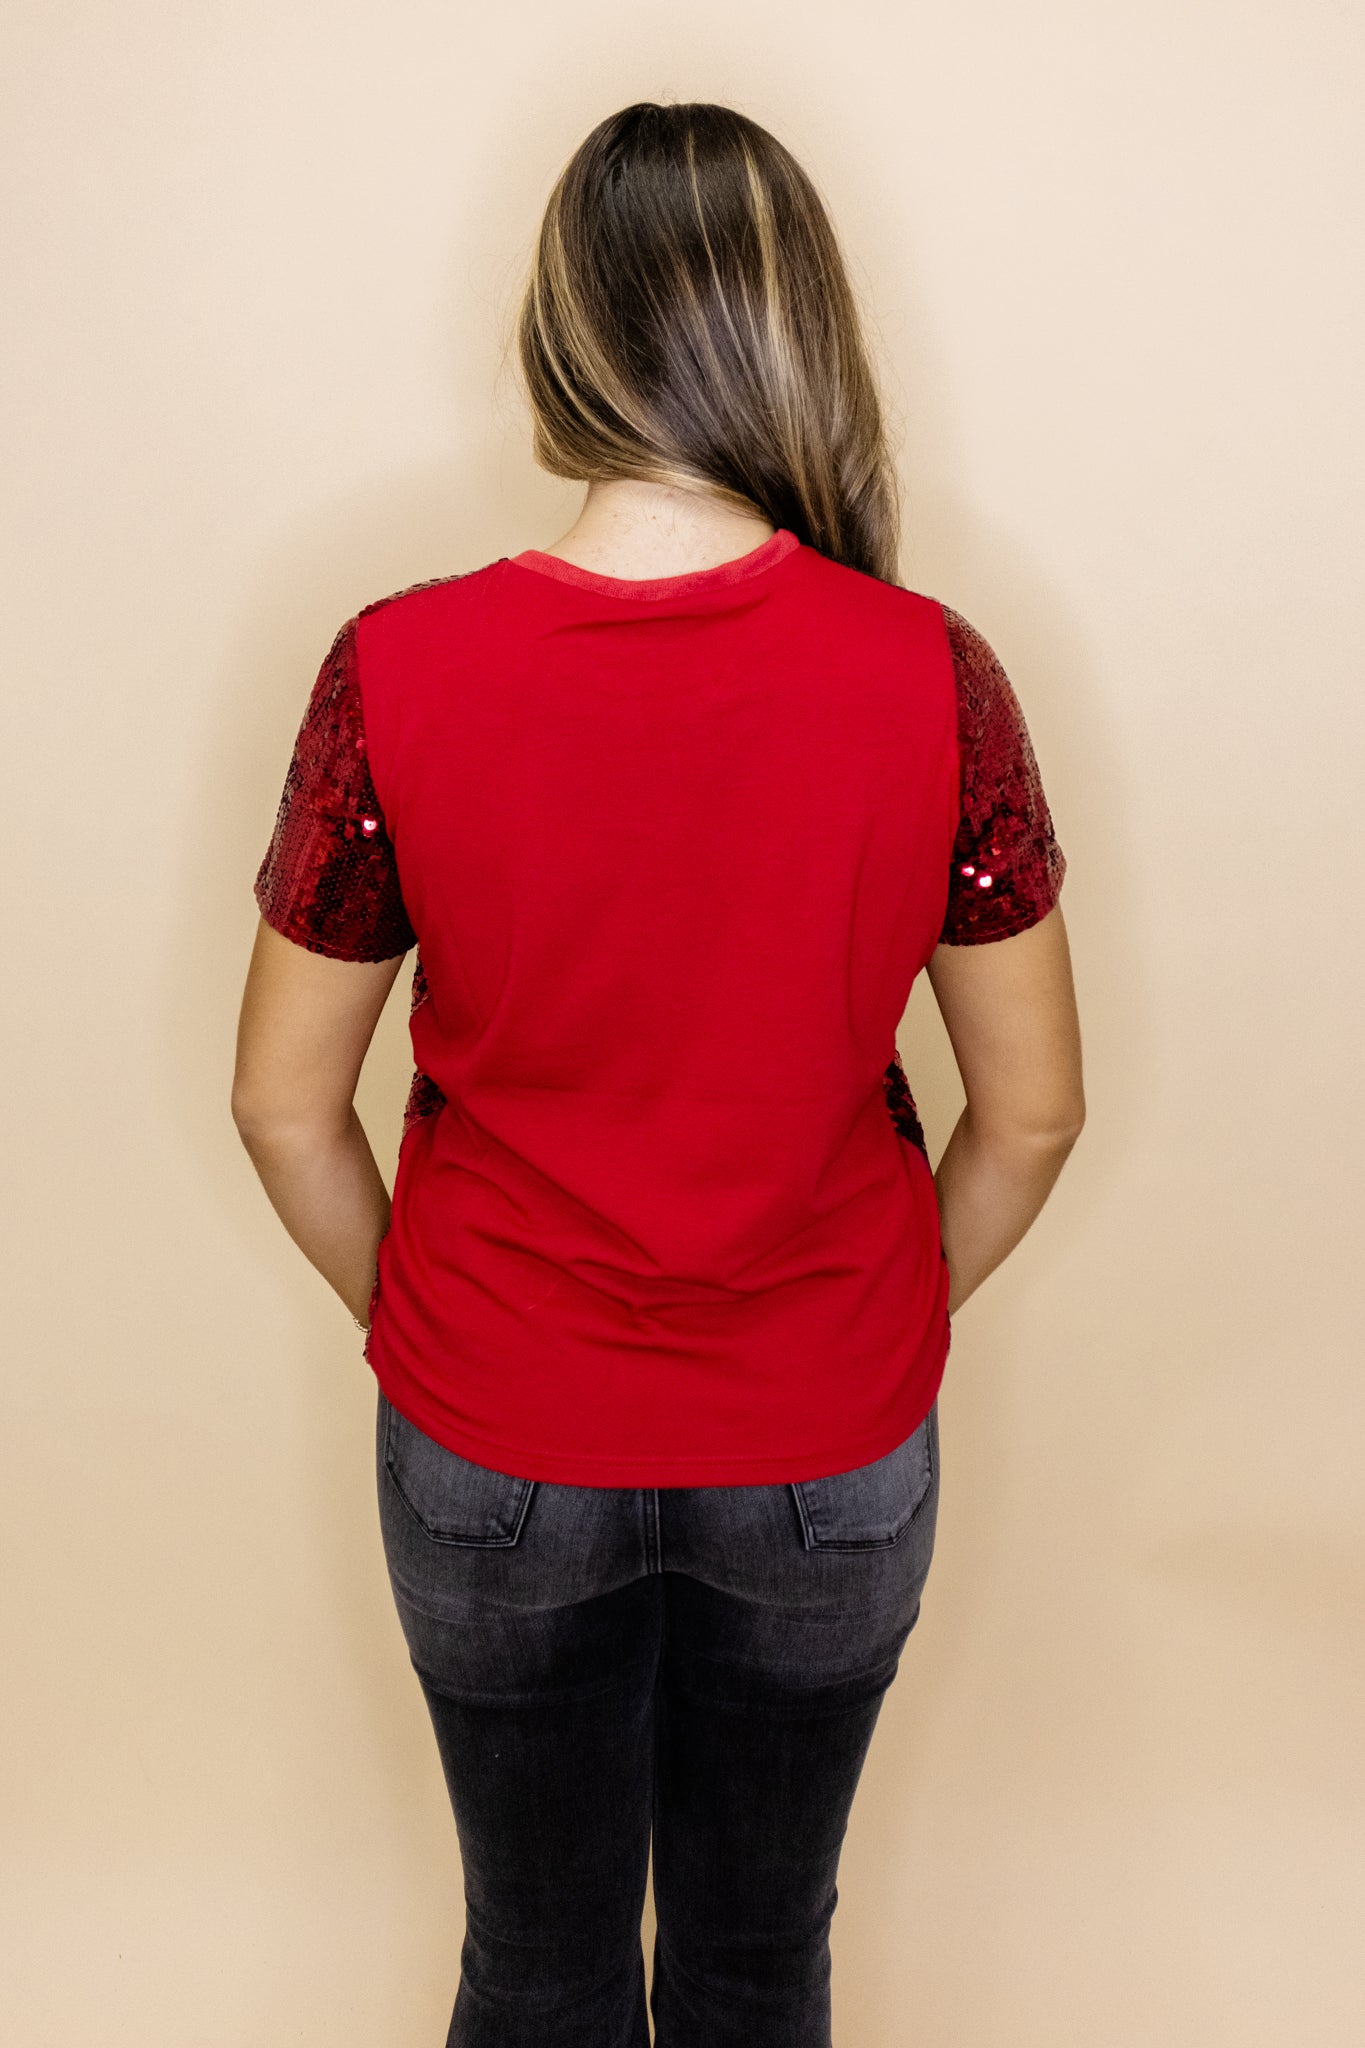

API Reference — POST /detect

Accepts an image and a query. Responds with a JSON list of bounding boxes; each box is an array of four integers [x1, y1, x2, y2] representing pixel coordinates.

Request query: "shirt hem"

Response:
[[367, 1315, 952, 1488]]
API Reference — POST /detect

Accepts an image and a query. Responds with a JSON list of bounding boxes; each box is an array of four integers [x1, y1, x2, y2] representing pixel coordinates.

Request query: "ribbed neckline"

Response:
[[505, 526, 800, 601]]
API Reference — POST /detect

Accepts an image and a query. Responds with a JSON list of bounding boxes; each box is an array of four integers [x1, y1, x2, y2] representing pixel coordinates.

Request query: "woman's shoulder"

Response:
[[353, 554, 526, 640], [355, 561, 494, 627]]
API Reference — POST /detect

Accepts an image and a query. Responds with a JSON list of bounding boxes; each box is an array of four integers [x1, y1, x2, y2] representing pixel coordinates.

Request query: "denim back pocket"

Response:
[[381, 1392, 538, 1547], [789, 1402, 937, 1552]]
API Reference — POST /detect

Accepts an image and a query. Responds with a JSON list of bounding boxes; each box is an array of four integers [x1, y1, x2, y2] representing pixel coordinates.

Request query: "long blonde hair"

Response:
[[516, 102, 902, 585]]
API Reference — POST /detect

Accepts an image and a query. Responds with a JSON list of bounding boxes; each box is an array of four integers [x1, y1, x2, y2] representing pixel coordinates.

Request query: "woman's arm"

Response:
[[231, 918, 409, 1327], [925, 901, 1085, 1316]]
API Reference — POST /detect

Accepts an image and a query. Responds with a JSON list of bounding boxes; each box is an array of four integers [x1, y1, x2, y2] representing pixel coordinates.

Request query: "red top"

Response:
[[254, 529, 1066, 1484]]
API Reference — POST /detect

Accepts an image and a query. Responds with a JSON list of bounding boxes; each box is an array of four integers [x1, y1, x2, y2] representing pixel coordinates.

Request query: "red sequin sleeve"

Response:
[[252, 616, 417, 961], [937, 605, 1067, 945]]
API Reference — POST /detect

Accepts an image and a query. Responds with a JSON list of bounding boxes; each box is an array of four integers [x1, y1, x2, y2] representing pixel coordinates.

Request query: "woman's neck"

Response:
[[538, 478, 776, 580]]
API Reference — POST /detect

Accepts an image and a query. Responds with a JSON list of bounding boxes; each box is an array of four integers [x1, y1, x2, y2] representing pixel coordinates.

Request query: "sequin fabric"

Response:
[[881, 1047, 928, 1161], [253, 616, 416, 961], [402, 953, 446, 1139], [936, 604, 1067, 945], [254, 587, 1064, 1165]]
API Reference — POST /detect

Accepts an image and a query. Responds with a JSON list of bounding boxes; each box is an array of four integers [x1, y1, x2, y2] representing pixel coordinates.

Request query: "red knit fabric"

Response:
[[254, 533, 1066, 1483]]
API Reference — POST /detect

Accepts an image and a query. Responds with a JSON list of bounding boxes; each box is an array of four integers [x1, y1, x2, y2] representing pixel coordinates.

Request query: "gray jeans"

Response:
[[376, 1385, 942, 2047]]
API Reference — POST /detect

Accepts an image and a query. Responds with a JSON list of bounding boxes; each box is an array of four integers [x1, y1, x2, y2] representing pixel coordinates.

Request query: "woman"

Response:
[[233, 100, 1084, 2048]]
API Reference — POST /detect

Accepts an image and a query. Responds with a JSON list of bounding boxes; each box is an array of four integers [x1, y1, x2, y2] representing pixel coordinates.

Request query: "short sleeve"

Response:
[[252, 616, 417, 961], [937, 604, 1067, 945]]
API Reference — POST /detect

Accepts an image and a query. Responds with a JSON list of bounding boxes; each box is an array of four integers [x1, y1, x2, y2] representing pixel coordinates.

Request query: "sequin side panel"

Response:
[[253, 617, 417, 962], [882, 1047, 929, 1161], [402, 951, 447, 1138], [937, 605, 1067, 945]]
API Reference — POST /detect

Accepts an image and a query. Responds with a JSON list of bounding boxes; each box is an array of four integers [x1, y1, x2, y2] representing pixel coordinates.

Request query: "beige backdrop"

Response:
[[4, 2, 1361, 2043]]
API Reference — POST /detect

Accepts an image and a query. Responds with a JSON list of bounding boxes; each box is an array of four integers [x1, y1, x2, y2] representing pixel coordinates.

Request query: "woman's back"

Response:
[[253, 525, 1065, 1484]]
